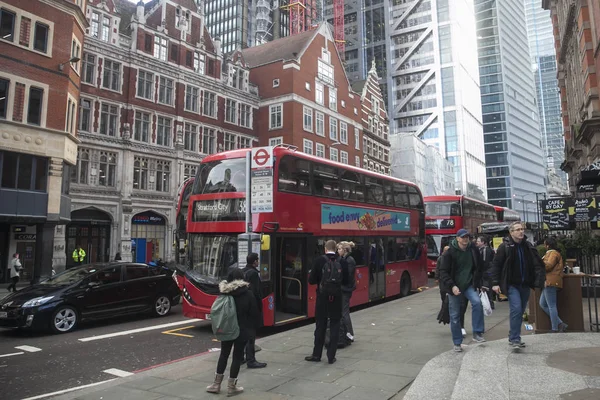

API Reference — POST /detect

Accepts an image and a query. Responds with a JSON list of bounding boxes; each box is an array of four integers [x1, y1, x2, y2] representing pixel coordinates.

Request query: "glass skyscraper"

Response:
[[524, 0, 567, 188], [475, 0, 546, 214]]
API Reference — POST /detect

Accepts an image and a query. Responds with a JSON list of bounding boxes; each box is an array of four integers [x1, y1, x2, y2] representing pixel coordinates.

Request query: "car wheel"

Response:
[[51, 306, 78, 333], [153, 295, 171, 317], [400, 273, 412, 298]]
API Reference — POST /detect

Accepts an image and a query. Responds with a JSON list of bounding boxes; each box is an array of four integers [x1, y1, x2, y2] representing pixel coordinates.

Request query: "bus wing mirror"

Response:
[[261, 234, 270, 251]]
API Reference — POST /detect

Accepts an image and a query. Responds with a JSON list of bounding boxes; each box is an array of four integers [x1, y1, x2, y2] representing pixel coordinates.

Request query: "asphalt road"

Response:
[[0, 278, 436, 400], [0, 304, 216, 400]]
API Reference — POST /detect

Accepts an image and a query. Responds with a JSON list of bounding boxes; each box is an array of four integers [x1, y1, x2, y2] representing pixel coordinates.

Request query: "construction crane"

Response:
[[280, 0, 345, 58]]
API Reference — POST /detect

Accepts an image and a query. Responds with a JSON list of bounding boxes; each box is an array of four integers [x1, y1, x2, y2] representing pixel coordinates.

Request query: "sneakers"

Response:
[[558, 323, 568, 332], [454, 345, 463, 352], [461, 328, 467, 338], [509, 340, 526, 348], [472, 333, 486, 343], [346, 332, 354, 342]]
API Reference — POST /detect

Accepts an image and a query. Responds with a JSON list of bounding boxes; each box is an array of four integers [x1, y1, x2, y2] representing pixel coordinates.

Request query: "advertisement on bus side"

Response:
[[321, 204, 411, 231]]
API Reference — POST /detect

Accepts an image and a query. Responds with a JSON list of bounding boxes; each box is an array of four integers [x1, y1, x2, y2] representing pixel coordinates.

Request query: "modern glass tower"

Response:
[[475, 0, 546, 214], [524, 0, 567, 188]]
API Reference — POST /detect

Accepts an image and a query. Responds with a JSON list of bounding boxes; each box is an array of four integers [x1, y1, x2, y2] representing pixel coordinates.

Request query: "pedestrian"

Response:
[[72, 245, 86, 266], [7, 253, 22, 292], [438, 229, 486, 352], [436, 245, 469, 338], [241, 253, 267, 368], [491, 221, 545, 348], [338, 241, 356, 343], [206, 268, 258, 396], [476, 235, 496, 308], [114, 252, 122, 261], [539, 237, 567, 333], [305, 239, 348, 364]]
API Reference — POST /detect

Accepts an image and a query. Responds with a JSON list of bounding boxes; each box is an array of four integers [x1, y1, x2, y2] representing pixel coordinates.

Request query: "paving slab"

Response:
[[333, 370, 412, 393], [73, 386, 164, 400], [268, 378, 348, 399], [121, 376, 174, 391], [330, 385, 396, 400]]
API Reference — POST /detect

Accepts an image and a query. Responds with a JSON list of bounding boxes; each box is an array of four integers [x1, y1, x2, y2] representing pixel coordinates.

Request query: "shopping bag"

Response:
[[437, 294, 450, 325], [480, 290, 493, 317]]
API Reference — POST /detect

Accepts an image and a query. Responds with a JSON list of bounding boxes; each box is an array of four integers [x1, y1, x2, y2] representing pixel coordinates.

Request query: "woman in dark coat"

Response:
[[206, 268, 259, 396]]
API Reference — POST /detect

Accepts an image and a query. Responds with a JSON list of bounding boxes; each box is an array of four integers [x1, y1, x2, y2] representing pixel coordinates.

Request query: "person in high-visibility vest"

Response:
[[72, 246, 86, 265]]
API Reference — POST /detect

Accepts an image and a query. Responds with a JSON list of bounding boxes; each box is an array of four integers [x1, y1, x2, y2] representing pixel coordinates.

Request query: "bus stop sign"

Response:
[[251, 147, 273, 169]]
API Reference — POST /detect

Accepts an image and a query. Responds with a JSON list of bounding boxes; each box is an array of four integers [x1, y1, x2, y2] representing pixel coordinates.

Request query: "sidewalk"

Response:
[[50, 288, 513, 400], [0, 282, 30, 300]]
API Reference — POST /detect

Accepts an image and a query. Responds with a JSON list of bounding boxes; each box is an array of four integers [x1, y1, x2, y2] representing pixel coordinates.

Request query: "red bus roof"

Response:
[[424, 195, 494, 207], [199, 147, 422, 193]]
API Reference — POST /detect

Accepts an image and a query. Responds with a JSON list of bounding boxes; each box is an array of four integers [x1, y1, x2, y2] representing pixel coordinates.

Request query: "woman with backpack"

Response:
[[539, 237, 567, 333], [206, 268, 259, 396]]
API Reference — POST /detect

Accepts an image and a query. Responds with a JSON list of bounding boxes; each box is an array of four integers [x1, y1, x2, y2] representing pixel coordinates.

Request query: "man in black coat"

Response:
[[241, 253, 267, 368], [491, 222, 545, 348], [305, 240, 348, 364]]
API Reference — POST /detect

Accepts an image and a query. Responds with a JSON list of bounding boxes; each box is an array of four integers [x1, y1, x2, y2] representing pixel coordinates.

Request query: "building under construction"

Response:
[[203, 0, 321, 54]]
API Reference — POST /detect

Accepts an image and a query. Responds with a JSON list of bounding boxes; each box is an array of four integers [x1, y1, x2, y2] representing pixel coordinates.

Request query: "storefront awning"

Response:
[[576, 161, 600, 186]]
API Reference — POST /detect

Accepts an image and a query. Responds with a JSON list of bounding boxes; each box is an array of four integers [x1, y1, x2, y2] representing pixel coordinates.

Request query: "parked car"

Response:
[[0, 262, 181, 333]]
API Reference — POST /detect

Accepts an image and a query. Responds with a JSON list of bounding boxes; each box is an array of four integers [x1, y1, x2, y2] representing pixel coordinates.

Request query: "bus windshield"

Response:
[[194, 158, 246, 195], [426, 235, 454, 257], [425, 201, 461, 217], [188, 234, 238, 284]]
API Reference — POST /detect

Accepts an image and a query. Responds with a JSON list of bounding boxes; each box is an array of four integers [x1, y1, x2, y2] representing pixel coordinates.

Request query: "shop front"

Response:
[[66, 208, 112, 268], [131, 211, 167, 263]]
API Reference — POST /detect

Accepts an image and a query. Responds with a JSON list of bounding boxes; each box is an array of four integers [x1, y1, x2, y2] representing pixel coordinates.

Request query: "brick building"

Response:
[[543, 0, 600, 193], [0, 0, 86, 282], [69, 0, 259, 265], [240, 23, 390, 173]]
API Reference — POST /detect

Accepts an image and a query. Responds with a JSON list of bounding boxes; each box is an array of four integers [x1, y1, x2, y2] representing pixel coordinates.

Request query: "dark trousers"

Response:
[[342, 292, 354, 336], [440, 289, 468, 328], [217, 337, 247, 379], [313, 316, 340, 361], [7, 276, 19, 292], [245, 329, 256, 363]]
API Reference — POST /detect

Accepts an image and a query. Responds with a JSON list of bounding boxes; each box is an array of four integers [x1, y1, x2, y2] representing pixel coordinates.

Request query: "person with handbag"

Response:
[[539, 237, 567, 332], [7, 253, 22, 292]]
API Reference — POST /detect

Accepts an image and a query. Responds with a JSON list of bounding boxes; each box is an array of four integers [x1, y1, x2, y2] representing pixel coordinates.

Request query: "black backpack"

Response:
[[319, 256, 343, 296]]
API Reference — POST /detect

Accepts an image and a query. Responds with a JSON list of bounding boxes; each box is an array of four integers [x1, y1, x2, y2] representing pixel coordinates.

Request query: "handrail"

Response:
[[282, 276, 302, 300]]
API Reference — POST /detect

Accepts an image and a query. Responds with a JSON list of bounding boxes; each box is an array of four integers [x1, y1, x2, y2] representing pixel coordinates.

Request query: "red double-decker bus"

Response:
[[423, 195, 497, 274], [494, 206, 521, 222], [179, 147, 427, 326]]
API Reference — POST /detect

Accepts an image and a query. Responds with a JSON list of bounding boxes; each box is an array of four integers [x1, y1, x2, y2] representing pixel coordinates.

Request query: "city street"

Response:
[[0, 304, 215, 400]]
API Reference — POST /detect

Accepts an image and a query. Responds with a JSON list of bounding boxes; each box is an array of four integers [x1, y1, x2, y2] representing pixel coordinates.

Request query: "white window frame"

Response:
[[101, 58, 122, 92], [303, 138, 313, 155], [316, 143, 325, 158], [65, 94, 77, 135], [81, 52, 96, 85], [355, 156, 360, 167], [70, 35, 81, 74], [340, 121, 348, 144], [136, 69, 154, 101], [185, 85, 200, 113], [156, 116, 172, 147], [303, 106, 313, 132], [78, 98, 93, 132], [315, 111, 324, 136], [224, 132, 237, 151], [225, 99, 237, 124], [239, 103, 252, 129], [354, 127, 360, 150], [154, 35, 168, 61], [315, 81, 324, 105], [269, 103, 283, 130], [203, 91, 217, 118], [158, 76, 174, 106], [99, 102, 119, 136], [330, 147, 339, 162], [329, 117, 337, 141], [329, 87, 337, 111], [340, 150, 348, 164], [269, 136, 283, 146]]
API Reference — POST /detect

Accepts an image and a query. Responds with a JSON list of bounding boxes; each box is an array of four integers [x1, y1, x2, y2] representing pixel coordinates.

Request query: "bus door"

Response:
[[367, 238, 385, 300], [274, 236, 307, 323]]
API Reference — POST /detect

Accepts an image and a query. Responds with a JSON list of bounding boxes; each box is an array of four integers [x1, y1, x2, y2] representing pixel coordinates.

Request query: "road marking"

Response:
[[20, 378, 117, 400], [78, 319, 202, 342], [103, 368, 134, 377], [0, 352, 25, 358], [15, 345, 42, 353], [162, 325, 195, 338]]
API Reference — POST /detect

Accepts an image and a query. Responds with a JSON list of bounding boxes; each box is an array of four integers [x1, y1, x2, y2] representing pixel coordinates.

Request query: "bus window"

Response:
[[341, 170, 364, 201], [366, 177, 384, 204], [278, 156, 311, 194], [384, 183, 394, 206], [425, 201, 461, 216], [408, 187, 423, 209], [393, 183, 409, 208], [194, 158, 246, 194], [386, 238, 395, 263], [313, 164, 340, 198]]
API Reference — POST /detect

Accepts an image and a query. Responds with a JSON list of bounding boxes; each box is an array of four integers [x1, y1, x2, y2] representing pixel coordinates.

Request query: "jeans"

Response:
[[448, 286, 484, 345], [342, 292, 354, 336], [217, 337, 247, 378], [507, 285, 530, 342], [540, 286, 563, 331]]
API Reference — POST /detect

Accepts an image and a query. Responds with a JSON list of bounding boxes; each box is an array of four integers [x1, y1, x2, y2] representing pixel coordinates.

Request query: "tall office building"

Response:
[[524, 0, 567, 188], [385, 0, 487, 199], [475, 0, 546, 215]]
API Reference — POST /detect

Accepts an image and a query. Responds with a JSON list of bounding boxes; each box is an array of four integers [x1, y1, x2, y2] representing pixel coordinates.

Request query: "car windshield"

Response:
[[40, 265, 104, 286], [425, 201, 462, 217], [193, 158, 246, 195], [188, 234, 238, 285]]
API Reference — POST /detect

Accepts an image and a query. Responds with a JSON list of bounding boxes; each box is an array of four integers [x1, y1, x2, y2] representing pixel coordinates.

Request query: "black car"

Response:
[[0, 262, 181, 333]]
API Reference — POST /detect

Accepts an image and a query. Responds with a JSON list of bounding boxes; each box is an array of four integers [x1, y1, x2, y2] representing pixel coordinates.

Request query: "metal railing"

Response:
[[578, 252, 600, 332]]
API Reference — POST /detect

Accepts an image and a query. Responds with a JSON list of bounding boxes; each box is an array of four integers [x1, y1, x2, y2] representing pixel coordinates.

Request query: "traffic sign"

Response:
[[251, 146, 273, 169], [250, 146, 274, 213]]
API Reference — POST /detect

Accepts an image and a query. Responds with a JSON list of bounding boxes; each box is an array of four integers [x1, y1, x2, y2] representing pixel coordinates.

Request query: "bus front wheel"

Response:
[[400, 273, 412, 298]]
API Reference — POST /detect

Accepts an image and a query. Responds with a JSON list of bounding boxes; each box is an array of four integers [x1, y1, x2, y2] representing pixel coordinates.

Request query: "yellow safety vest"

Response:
[[72, 248, 86, 262]]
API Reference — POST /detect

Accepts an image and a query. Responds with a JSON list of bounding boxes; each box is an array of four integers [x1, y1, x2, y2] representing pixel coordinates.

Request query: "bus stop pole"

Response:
[[245, 151, 252, 254]]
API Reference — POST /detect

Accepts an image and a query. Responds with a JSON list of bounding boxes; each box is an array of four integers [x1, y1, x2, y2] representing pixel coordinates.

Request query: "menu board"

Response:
[[542, 197, 600, 230]]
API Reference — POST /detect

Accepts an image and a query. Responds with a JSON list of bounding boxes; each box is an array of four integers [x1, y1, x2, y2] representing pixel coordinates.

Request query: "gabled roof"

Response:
[[240, 25, 323, 68], [351, 80, 366, 93]]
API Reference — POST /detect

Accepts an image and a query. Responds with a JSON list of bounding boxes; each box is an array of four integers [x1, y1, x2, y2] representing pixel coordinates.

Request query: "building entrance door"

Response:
[[67, 208, 112, 268]]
